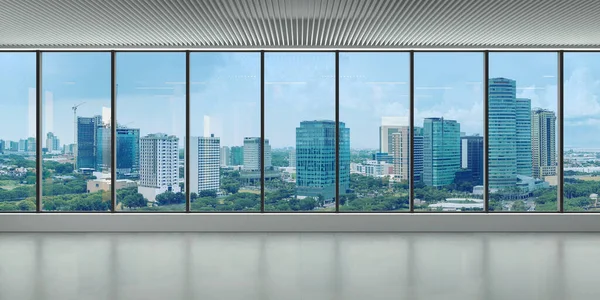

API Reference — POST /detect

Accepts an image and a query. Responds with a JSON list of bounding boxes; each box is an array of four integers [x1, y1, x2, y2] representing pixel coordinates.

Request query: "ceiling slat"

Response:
[[1, 0, 600, 48]]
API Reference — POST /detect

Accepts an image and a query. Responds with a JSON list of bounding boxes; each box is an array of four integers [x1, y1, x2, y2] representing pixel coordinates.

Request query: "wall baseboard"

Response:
[[1, 213, 599, 232]]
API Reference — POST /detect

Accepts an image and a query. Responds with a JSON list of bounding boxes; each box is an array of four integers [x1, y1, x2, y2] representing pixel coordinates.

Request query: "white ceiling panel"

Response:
[[1, 0, 599, 49]]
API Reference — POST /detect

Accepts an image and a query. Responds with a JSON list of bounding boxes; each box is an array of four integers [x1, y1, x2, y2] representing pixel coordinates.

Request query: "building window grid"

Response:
[[13, 50, 568, 213]]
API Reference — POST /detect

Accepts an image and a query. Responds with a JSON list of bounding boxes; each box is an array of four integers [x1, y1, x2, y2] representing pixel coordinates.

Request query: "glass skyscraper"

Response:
[[423, 117, 460, 187], [460, 135, 484, 185], [516, 98, 532, 177], [96, 127, 111, 171], [230, 146, 244, 166], [413, 127, 424, 182], [96, 127, 140, 176], [488, 78, 517, 189], [296, 120, 350, 201], [77, 115, 102, 170]]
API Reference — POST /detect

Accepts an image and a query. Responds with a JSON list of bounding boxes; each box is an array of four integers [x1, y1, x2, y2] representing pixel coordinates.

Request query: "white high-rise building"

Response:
[[288, 150, 296, 168], [243, 137, 271, 171], [190, 135, 221, 193], [379, 116, 409, 154], [138, 133, 180, 202], [46, 132, 61, 153], [532, 108, 557, 179], [220, 146, 230, 167]]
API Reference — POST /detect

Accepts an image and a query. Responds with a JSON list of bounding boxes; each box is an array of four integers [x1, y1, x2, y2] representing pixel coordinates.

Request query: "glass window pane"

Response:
[[0, 53, 37, 211], [264, 52, 336, 212], [41, 52, 111, 211], [339, 52, 410, 211], [189, 52, 260, 211], [564, 52, 600, 211], [488, 52, 558, 212], [414, 52, 484, 212], [116, 52, 185, 211]]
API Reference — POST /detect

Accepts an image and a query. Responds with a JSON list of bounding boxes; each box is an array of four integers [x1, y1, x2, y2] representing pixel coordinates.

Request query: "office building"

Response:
[[532, 108, 557, 178], [516, 98, 532, 177], [116, 128, 140, 177], [296, 120, 350, 200], [390, 127, 410, 181], [460, 135, 484, 185], [243, 137, 271, 171], [220, 146, 230, 167], [230, 146, 244, 166], [380, 126, 402, 154], [96, 127, 111, 171], [18, 139, 28, 152], [63, 143, 75, 155], [379, 117, 409, 154], [423, 117, 460, 187], [372, 152, 393, 164], [9, 141, 19, 152], [77, 115, 102, 170], [27, 137, 35, 152], [96, 127, 140, 176], [138, 133, 180, 202], [45, 132, 60, 152], [488, 78, 517, 189], [0, 140, 4, 154], [190, 135, 221, 193], [87, 178, 137, 194], [413, 127, 424, 182]]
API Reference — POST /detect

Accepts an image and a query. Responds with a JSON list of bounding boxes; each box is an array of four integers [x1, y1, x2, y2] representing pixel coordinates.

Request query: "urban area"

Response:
[[0, 77, 597, 212]]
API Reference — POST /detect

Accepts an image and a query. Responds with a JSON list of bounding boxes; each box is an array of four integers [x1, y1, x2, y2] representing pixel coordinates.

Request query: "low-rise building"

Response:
[[87, 178, 137, 194]]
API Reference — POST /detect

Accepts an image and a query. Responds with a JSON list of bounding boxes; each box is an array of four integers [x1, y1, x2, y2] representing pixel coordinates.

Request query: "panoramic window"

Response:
[[339, 52, 410, 211], [189, 52, 261, 211], [41, 52, 112, 211], [264, 52, 335, 212], [0, 53, 37, 211], [488, 52, 558, 212], [413, 52, 484, 212], [116, 52, 186, 211], [563, 52, 600, 212]]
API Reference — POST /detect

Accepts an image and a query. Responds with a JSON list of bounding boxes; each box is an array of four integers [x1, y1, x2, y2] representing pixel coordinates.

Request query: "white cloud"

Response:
[[564, 67, 600, 118]]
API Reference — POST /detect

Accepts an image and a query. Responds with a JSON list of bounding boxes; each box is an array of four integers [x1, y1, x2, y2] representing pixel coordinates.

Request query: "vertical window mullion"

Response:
[[558, 51, 564, 213], [484, 51, 489, 212], [36, 51, 42, 213]]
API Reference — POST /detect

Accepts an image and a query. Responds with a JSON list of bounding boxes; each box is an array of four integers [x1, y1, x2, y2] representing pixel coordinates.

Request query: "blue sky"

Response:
[[0, 51, 592, 149]]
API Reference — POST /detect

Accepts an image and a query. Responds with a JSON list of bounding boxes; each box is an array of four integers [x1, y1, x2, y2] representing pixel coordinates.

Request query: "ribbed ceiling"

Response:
[[1, 0, 600, 49]]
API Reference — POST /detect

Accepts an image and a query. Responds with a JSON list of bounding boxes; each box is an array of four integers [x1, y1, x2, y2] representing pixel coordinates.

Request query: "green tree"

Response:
[[222, 183, 240, 194], [511, 200, 527, 211], [54, 163, 74, 175], [156, 192, 185, 206], [299, 197, 317, 211], [199, 190, 217, 198], [17, 199, 36, 211], [122, 193, 147, 209]]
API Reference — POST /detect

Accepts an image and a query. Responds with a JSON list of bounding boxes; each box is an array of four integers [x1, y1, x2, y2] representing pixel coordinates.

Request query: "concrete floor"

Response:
[[0, 233, 598, 300]]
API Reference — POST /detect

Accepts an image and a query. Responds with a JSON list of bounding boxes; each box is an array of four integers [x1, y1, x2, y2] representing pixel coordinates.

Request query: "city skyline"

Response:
[[3, 52, 589, 149]]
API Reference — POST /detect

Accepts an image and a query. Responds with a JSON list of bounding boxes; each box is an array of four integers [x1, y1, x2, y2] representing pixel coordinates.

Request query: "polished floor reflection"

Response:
[[0, 233, 597, 300]]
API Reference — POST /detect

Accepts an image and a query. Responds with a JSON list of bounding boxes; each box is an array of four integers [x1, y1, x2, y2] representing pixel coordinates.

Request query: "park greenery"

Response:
[[4, 153, 600, 212]]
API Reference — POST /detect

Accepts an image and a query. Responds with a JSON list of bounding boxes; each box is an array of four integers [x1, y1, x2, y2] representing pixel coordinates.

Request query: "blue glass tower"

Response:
[[423, 117, 460, 187], [296, 120, 349, 201], [488, 78, 517, 189], [516, 98, 532, 177], [460, 135, 484, 185], [77, 115, 102, 170], [96, 127, 140, 177]]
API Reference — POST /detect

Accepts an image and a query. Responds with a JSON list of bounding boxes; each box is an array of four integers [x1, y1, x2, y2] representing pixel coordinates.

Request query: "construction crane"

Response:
[[72, 102, 86, 169]]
